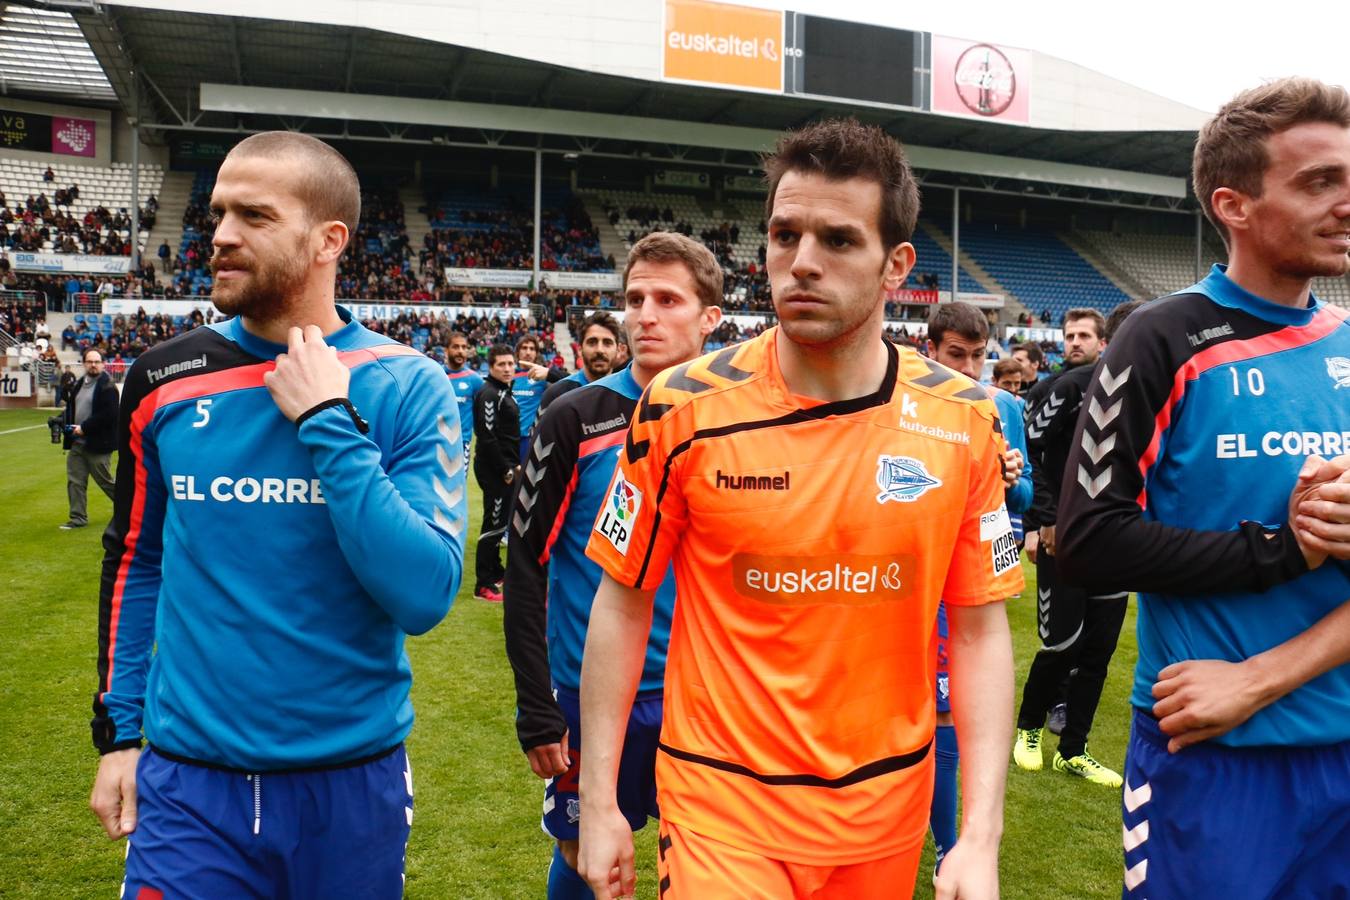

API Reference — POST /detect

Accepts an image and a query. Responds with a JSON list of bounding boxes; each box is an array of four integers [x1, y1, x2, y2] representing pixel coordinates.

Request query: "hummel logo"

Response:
[[1098, 363, 1132, 397], [146, 353, 207, 384], [716, 469, 791, 490], [1124, 859, 1148, 892], [1187, 323, 1234, 348], [1081, 432, 1116, 465], [1122, 820, 1149, 852]]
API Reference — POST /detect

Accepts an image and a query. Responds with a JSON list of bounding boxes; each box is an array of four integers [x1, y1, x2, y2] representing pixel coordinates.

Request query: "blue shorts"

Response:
[[124, 745, 412, 900], [1123, 710, 1350, 899], [935, 601, 950, 714], [542, 686, 662, 841]]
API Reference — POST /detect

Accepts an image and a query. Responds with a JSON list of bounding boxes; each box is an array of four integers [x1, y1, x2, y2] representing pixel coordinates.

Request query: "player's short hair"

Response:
[[1105, 299, 1147, 343], [1194, 78, 1350, 245], [1064, 307, 1106, 338], [447, 330, 469, 346], [487, 343, 514, 366], [623, 232, 723, 308], [927, 301, 989, 346], [992, 358, 1024, 381], [226, 132, 361, 239], [580, 311, 622, 344], [1012, 342, 1044, 365], [763, 117, 920, 249]]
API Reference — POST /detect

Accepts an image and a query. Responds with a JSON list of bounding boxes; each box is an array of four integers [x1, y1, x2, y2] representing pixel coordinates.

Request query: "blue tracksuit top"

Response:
[[92, 308, 467, 769], [1059, 266, 1350, 747], [447, 365, 484, 448]]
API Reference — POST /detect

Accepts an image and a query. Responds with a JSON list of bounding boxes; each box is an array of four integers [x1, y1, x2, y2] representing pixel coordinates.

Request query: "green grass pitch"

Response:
[[0, 406, 1136, 898]]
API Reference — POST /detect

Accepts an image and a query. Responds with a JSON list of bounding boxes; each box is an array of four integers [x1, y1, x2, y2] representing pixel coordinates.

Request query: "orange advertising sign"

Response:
[[663, 0, 783, 93]]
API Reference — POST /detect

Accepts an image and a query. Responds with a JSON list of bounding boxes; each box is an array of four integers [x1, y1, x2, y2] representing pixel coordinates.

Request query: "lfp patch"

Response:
[[595, 470, 642, 555], [875, 455, 942, 503]]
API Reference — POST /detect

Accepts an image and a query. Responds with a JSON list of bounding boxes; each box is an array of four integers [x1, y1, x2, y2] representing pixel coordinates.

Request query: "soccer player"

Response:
[[925, 300, 1032, 872], [474, 344, 520, 602], [1011, 302, 1141, 788], [504, 235, 721, 899], [578, 119, 1021, 900], [446, 330, 484, 465], [1011, 342, 1045, 384], [514, 334, 566, 459], [991, 358, 1024, 396], [536, 311, 624, 423], [87, 132, 466, 899], [1057, 78, 1350, 898]]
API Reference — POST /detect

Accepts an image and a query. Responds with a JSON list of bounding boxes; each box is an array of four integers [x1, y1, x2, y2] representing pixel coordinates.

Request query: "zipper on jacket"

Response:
[[246, 774, 261, 835]]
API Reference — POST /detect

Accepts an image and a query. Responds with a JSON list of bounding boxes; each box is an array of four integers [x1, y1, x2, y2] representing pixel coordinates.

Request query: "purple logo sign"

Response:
[[52, 116, 95, 157]]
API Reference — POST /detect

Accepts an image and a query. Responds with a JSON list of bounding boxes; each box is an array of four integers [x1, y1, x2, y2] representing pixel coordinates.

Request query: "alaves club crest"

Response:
[[1326, 357, 1350, 389], [876, 455, 942, 503]]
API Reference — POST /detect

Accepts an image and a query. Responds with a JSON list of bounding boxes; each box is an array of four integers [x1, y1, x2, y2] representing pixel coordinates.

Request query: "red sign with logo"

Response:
[[931, 35, 1031, 124], [51, 116, 95, 157]]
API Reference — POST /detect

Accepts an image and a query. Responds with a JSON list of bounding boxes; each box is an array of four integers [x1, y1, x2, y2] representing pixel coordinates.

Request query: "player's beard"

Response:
[[583, 348, 613, 380], [210, 236, 309, 324]]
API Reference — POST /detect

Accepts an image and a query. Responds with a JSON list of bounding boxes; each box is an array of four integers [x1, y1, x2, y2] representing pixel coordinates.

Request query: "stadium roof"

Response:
[[0, 2, 115, 102], [14, 1, 1201, 207]]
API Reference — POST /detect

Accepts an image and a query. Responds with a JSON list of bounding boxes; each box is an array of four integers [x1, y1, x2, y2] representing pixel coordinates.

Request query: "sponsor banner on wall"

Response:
[[0, 370, 33, 398], [887, 288, 940, 305], [102, 297, 219, 316], [444, 267, 533, 288], [723, 174, 765, 193], [885, 288, 1003, 307], [538, 271, 623, 291], [663, 0, 784, 93], [6, 251, 129, 274], [0, 108, 96, 156], [931, 36, 1031, 124], [655, 169, 711, 190], [1005, 326, 1064, 344], [345, 303, 534, 322]]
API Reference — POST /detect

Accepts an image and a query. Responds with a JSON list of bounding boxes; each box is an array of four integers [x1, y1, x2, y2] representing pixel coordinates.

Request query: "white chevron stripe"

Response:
[[1099, 363, 1133, 397], [404, 754, 414, 796], [516, 488, 537, 514], [1081, 431, 1117, 465], [1078, 464, 1112, 499], [1124, 859, 1148, 892], [513, 510, 529, 536], [436, 443, 463, 480], [436, 414, 459, 446], [1088, 395, 1123, 430], [533, 440, 555, 462], [1123, 780, 1152, 813], [434, 506, 463, 539], [1123, 820, 1149, 852], [525, 460, 545, 486]]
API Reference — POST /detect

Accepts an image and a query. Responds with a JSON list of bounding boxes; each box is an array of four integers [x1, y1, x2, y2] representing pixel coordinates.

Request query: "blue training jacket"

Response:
[[92, 308, 467, 769], [1059, 266, 1350, 747], [447, 365, 484, 448], [503, 366, 676, 751]]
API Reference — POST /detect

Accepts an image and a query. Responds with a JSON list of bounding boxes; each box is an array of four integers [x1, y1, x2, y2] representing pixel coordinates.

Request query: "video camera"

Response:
[[47, 416, 74, 449]]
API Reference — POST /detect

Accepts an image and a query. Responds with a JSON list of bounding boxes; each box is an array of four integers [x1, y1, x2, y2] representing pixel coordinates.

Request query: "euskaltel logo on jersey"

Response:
[[732, 553, 916, 605]]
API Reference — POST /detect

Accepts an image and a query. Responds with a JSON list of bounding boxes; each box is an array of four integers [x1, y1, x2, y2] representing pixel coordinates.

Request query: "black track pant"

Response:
[[1016, 548, 1128, 759], [475, 475, 512, 591]]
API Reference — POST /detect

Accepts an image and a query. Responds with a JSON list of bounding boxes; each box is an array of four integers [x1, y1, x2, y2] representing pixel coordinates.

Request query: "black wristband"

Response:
[[1242, 520, 1310, 591], [296, 397, 369, 434]]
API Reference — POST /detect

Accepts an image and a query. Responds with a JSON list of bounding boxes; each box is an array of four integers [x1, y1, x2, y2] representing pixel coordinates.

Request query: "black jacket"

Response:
[[64, 371, 118, 454], [473, 375, 520, 481]]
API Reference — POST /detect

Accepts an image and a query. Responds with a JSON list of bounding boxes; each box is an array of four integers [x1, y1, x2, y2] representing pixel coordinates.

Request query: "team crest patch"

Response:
[[876, 455, 942, 503], [1327, 357, 1350, 389], [566, 798, 581, 824], [595, 470, 642, 555]]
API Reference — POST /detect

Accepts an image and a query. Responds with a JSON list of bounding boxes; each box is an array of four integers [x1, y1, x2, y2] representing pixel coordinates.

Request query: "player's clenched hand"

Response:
[[934, 839, 999, 900], [1295, 455, 1350, 562], [525, 731, 570, 779], [1152, 659, 1265, 753], [1001, 447, 1023, 488], [263, 325, 349, 422], [90, 747, 140, 839], [1023, 531, 1039, 564], [578, 804, 636, 900], [1038, 525, 1056, 558]]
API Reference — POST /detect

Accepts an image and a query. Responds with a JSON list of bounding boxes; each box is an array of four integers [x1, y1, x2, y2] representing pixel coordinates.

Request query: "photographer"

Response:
[[60, 349, 117, 530]]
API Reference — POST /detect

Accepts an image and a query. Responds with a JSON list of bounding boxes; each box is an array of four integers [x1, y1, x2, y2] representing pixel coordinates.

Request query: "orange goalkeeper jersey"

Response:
[[586, 328, 1022, 864]]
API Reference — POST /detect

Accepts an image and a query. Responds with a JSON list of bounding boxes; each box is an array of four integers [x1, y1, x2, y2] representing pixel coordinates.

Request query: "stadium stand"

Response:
[[940, 222, 1132, 323], [421, 187, 611, 273], [0, 159, 162, 256]]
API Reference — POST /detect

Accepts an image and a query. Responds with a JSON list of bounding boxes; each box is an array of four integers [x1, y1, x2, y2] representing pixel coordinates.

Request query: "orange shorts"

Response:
[[655, 819, 922, 899]]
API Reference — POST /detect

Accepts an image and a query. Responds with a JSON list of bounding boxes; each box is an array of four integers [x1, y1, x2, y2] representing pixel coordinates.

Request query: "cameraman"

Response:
[[61, 349, 117, 530]]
